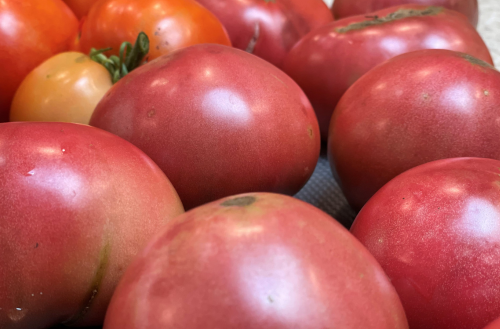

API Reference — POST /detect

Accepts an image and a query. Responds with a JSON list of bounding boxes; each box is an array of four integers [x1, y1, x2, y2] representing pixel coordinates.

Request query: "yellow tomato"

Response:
[[10, 52, 112, 124]]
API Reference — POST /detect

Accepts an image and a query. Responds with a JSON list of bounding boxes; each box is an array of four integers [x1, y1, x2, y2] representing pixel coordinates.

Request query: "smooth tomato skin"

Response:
[[10, 52, 112, 124], [328, 50, 500, 211], [79, 0, 231, 61], [0, 122, 184, 329], [283, 5, 492, 140], [351, 158, 500, 329], [485, 318, 500, 329], [0, 0, 79, 122], [333, 0, 478, 27], [63, 0, 100, 19], [194, 0, 333, 68], [103, 193, 409, 329], [90, 44, 321, 210]]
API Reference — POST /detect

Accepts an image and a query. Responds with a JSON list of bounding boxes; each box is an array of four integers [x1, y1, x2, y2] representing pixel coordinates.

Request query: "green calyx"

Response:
[[90, 32, 150, 84]]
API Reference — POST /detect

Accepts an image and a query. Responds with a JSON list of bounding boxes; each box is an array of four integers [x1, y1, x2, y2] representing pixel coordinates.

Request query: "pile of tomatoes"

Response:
[[1, 0, 500, 328]]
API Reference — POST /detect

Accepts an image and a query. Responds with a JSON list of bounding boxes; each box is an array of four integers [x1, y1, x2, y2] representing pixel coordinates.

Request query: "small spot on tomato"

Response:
[[221, 196, 256, 207]]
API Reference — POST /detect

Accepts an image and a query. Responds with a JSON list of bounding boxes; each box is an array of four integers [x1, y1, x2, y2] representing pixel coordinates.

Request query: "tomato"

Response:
[[485, 318, 500, 329], [328, 49, 500, 211], [79, 0, 231, 61], [102, 193, 409, 329], [63, 0, 100, 19], [0, 0, 79, 122], [194, 0, 333, 68], [332, 0, 478, 27], [351, 157, 500, 329], [0, 122, 184, 329], [283, 5, 492, 140], [10, 52, 112, 124], [90, 44, 320, 210]]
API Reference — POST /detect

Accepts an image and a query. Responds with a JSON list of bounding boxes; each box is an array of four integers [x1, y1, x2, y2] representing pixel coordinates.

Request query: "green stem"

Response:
[[89, 32, 150, 84]]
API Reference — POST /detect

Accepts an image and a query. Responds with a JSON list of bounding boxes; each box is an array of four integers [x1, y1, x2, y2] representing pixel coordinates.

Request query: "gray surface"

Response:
[[295, 0, 500, 227]]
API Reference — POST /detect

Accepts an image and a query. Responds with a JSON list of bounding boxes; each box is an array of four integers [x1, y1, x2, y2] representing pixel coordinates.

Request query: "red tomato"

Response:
[[485, 318, 500, 329], [351, 157, 500, 329], [79, 0, 231, 61], [103, 193, 409, 329], [90, 44, 320, 210], [194, 0, 333, 68], [0, 122, 184, 329], [0, 0, 79, 122], [283, 5, 492, 140], [63, 0, 100, 19], [333, 0, 478, 27], [328, 49, 500, 211]]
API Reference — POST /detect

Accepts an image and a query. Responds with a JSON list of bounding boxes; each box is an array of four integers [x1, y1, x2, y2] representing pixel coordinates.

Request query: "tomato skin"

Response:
[[103, 193, 408, 329], [333, 0, 478, 27], [0, 0, 78, 122], [0, 122, 184, 329], [328, 49, 500, 211], [194, 0, 333, 68], [283, 5, 492, 140], [485, 318, 500, 329], [63, 0, 100, 19], [90, 44, 320, 210], [351, 158, 500, 329], [79, 0, 231, 61], [10, 52, 112, 124]]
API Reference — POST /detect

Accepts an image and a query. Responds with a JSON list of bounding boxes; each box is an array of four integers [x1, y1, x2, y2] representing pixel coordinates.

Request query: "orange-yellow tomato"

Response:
[[10, 52, 112, 124]]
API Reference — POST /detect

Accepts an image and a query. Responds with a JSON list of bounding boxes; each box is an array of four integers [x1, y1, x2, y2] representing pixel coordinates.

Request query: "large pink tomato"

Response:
[[194, 0, 333, 68], [351, 157, 500, 329], [103, 193, 409, 329], [0, 122, 184, 329], [328, 49, 500, 211], [90, 44, 321, 210], [283, 5, 492, 139], [333, 0, 478, 27]]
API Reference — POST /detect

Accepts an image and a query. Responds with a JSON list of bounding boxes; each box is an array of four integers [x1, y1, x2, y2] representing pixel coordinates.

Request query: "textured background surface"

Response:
[[295, 0, 500, 227]]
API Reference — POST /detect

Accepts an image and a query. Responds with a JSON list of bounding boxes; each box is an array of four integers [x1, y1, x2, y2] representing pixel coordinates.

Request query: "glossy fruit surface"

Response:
[[283, 5, 492, 139], [10, 52, 112, 124], [485, 317, 500, 329], [0, 122, 184, 329], [63, 0, 100, 19], [103, 193, 409, 329], [351, 157, 500, 329], [328, 49, 500, 211], [195, 0, 333, 68], [0, 0, 78, 122], [90, 44, 321, 210], [332, 0, 478, 26], [79, 0, 231, 61]]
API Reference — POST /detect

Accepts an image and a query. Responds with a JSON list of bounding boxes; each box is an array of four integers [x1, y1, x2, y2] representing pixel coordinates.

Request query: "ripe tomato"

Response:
[[351, 158, 500, 329], [63, 0, 100, 19], [328, 49, 500, 211], [283, 5, 492, 140], [79, 0, 231, 61], [0, 122, 184, 329], [333, 0, 478, 27], [90, 44, 320, 210], [103, 193, 408, 329], [0, 0, 79, 123], [194, 0, 333, 68], [10, 52, 112, 124]]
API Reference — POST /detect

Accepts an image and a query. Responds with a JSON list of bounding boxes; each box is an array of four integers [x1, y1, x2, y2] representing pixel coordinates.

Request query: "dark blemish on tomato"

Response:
[[221, 196, 256, 207], [46, 75, 51, 79], [460, 53, 494, 69], [154, 31, 160, 36], [165, 41, 169, 45], [148, 109, 156, 117], [34, 243, 38, 249], [63, 241, 111, 325], [307, 126, 314, 138], [156, 45, 160, 50], [336, 7, 443, 33], [246, 22, 260, 53], [268, 296, 274, 303], [75, 55, 87, 63]]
